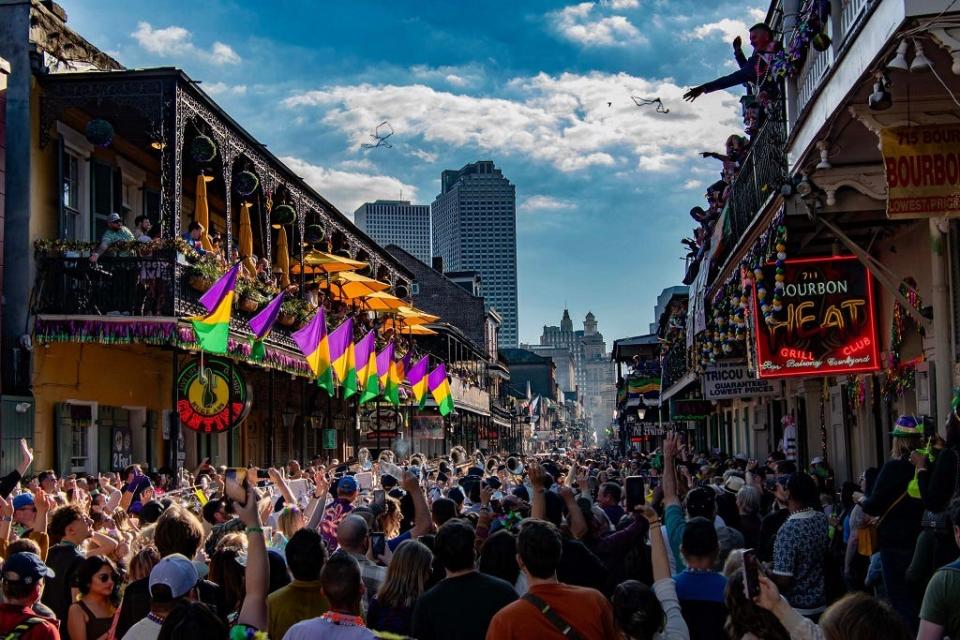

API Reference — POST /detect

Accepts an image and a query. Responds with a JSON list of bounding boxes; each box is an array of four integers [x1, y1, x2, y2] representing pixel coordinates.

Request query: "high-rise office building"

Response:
[[354, 200, 431, 264], [431, 161, 518, 346]]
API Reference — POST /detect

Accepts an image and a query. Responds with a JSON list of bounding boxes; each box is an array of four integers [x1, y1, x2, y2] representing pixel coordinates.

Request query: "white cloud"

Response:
[[690, 18, 749, 43], [548, 2, 645, 48], [683, 179, 704, 190], [520, 195, 576, 212], [284, 71, 740, 173], [410, 149, 438, 163], [280, 156, 417, 217], [204, 82, 247, 96], [410, 64, 484, 88], [132, 22, 241, 65], [748, 7, 767, 21], [602, 0, 639, 8]]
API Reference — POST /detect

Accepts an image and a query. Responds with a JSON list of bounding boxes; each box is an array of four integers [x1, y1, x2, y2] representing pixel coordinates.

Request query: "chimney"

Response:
[[432, 256, 443, 272]]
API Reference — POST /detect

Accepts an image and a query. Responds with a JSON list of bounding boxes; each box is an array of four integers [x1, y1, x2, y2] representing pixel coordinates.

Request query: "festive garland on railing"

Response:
[[34, 238, 201, 262]]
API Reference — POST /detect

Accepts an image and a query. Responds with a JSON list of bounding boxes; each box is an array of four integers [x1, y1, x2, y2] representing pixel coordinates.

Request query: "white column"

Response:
[[930, 218, 953, 432]]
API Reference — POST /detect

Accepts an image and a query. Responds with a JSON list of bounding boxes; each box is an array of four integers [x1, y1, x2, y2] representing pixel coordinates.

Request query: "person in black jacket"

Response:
[[909, 410, 960, 587], [861, 416, 925, 633], [682, 23, 782, 102]]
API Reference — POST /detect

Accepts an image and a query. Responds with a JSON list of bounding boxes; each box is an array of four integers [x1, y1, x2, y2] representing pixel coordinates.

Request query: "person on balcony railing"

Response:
[[89, 213, 134, 264], [182, 222, 208, 256], [682, 24, 781, 103], [700, 135, 749, 167]]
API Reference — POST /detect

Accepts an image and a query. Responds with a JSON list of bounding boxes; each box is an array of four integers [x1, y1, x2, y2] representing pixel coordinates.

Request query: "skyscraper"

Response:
[[432, 161, 518, 346], [354, 200, 431, 264]]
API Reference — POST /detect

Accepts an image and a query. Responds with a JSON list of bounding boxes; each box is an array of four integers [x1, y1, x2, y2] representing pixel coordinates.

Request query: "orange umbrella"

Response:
[[360, 291, 406, 311], [293, 250, 367, 274], [238, 202, 256, 278], [275, 227, 290, 288], [194, 175, 216, 253], [321, 271, 390, 300], [383, 321, 437, 335], [396, 306, 440, 325]]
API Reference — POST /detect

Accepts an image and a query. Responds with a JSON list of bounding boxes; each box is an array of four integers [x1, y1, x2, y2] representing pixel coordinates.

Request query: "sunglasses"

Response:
[[95, 572, 117, 584]]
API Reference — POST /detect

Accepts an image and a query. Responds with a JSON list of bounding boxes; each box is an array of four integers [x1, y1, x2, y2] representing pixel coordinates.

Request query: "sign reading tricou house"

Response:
[[753, 256, 880, 378], [702, 361, 777, 400], [881, 124, 960, 219]]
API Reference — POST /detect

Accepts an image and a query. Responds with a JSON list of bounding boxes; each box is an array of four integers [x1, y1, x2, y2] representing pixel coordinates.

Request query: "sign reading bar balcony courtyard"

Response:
[[753, 256, 880, 378], [881, 124, 960, 219]]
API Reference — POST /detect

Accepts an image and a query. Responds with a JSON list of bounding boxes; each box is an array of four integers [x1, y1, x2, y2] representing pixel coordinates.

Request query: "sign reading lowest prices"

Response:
[[702, 361, 777, 400]]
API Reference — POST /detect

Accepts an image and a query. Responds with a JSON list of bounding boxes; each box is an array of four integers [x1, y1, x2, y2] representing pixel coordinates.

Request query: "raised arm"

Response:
[[402, 471, 432, 538], [528, 463, 547, 521], [662, 433, 680, 507], [236, 484, 268, 631], [559, 486, 587, 540]]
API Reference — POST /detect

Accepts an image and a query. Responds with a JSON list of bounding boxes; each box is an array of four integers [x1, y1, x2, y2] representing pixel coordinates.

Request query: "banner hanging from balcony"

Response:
[[881, 124, 960, 219], [752, 256, 880, 378], [176, 357, 251, 433]]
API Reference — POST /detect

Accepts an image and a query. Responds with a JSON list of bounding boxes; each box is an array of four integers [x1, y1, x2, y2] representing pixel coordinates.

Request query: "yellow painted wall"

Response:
[[31, 343, 172, 470]]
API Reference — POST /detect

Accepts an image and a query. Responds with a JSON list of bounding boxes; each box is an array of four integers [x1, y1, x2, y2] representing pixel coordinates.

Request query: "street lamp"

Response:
[[637, 406, 646, 421]]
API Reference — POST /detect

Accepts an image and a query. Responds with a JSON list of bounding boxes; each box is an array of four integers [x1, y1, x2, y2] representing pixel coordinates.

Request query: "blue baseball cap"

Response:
[[12, 494, 34, 510], [2, 553, 55, 585], [337, 475, 359, 494]]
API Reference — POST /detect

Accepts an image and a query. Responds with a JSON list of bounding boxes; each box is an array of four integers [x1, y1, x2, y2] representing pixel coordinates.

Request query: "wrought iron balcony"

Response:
[[725, 107, 788, 241]]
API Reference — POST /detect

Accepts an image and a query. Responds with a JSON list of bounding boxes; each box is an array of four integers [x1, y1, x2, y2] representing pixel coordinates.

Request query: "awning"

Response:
[[659, 371, 699, 403]]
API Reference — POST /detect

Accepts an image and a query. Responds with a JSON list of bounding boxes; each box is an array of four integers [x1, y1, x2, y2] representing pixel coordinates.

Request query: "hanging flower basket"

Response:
[[238, 295, 260, 313], [277, 312, 297, 327], [189, 274, 214, 292], [305, 224, 325, 243], [235, 170, 260, 197], [190, 135, 217, 163], [272, 204, 297, 225], [84, 119, 115, 148], [811, 32, 831, 52]]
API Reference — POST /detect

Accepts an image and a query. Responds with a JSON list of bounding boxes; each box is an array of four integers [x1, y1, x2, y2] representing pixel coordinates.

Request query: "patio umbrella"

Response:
[[321, 271, 390, 300], [396, 306, 440, 325], [238, 202, 256, 278], [275, 226, 290, 288], [293, 250, 367, 274], [384, 321, 437, 336], [194, 175, 216, 252], [360, 290, 406, 311]]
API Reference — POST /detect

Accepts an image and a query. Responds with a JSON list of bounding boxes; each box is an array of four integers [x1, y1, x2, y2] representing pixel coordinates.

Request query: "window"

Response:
[[92, 161, 119, 241], [57, 122, 94, 241], [62, 152, 81, 241]]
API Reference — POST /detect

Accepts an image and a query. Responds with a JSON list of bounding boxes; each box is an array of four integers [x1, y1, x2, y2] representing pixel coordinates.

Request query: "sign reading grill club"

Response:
[[753, 256, 880, 378]]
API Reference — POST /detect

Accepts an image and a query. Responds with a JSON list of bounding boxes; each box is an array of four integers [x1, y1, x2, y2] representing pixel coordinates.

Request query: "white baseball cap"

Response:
[[149, 554, 198, 600]]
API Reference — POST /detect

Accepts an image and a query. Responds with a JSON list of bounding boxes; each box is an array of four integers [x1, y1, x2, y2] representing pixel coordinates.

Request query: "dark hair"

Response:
[[840, 482, 859, 512], [724, 570, 790, 640], [774, 460, 797, 475], [321, 552, 363, 610], [785, 472, 819, 509], [612, 580, 664, 640], [2, 579, 38, 601], [601, 482, 622, 503], [479, 530, 519, 585], [517, 519, 563, 579], [48, 505, 85, 541], [188, 221, 202, 232], [819, 593, 911, 640], [863, 467, 880, 495], [209, 547, 244, 614], [201, 499, 224, 526], [38, 470, 56, 485], [76, 555, 121, 605], [681, 516, 718, 558], [434, 519, 476, 573], [157, 602, 227, 640], [267, 549, 290, 594], [749, 23, 773, 37], [285, 528, 328, 581], [135, 215, 149, 226], [685, 488, 716, 520], [431, 498, 457, 527], [154, 504, 205, 558]]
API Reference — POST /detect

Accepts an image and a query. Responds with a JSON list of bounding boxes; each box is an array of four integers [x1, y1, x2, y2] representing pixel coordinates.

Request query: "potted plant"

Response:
[[279, 297, 309, 327], [84, 119, 114, 148], [190, 135, 217, 164], [236, 170, 260, 198], [186, 254, 223, 292], [271, 204, 297, 226], [235, 279, 266, 313]]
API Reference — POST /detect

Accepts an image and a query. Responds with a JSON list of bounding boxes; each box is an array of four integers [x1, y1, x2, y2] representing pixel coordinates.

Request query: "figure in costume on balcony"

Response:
[[682, 23, 782, 103], [89, 213, 134, 263]]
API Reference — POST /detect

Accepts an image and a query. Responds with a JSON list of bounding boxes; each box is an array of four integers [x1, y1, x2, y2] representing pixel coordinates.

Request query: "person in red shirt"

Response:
[[0, 552, 60, 640], [486, 519, 618, 640]]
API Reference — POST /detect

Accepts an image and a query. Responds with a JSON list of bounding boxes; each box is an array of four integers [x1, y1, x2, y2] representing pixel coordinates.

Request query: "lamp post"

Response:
[[637, 406, 647, 453]]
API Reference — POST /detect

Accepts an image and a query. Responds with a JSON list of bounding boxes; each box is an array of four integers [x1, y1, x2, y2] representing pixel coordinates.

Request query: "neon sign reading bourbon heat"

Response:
[[753, 256, 880, 378]]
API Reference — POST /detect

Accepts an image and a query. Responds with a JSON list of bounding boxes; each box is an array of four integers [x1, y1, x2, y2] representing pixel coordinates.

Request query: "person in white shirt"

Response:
[[121, 554, 197, 640]]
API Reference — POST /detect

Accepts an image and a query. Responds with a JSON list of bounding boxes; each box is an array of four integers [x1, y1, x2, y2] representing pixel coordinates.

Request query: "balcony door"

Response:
[[92, 161, 121, 242]]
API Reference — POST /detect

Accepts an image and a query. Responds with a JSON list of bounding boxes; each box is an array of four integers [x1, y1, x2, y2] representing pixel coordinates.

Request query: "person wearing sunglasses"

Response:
[[67, 556, 120, 640]]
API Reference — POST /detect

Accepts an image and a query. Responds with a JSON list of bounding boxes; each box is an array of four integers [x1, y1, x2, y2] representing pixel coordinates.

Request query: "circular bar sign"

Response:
[[177, 358, 251, 433]]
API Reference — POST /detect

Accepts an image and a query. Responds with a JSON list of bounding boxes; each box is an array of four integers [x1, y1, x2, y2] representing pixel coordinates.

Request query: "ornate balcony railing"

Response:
[[660, 343, 690, 392], [726, 107, 788, 241]]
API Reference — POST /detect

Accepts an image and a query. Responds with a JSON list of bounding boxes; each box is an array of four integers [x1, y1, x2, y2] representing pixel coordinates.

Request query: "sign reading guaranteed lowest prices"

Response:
[[702, 361, 777, 400], [881, 124, 960, 218]]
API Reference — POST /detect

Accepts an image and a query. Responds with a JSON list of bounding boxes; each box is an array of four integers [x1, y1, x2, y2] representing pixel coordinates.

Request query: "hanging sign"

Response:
[[753, 256, 880, 378], [702, 361, 777, 400], [881, 124, 960, 219], [176, 358, 251, 433], [669, 399, 713, 420], [111, 427, 132, 470]]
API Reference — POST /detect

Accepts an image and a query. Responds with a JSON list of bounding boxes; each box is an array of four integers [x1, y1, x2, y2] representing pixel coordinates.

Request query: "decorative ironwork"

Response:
[[726, 104, 788, 239]]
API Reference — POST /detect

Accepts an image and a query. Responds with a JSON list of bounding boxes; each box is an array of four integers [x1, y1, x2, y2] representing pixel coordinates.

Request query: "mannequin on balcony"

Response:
[[682, 24, 781, 103]]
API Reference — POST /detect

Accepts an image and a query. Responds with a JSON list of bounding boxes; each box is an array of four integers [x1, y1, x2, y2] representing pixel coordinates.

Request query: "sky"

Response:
[[63, 0, 765, 345]]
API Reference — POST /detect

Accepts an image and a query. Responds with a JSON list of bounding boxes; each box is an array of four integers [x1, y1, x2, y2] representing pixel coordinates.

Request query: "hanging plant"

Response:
[[84, 119, 115, 148], [235, 170, 260, 197], [811, 32, 831, 52], [190, 135, 217, 163], [305, 224, 325, 244], [272, 204, 297, 225]]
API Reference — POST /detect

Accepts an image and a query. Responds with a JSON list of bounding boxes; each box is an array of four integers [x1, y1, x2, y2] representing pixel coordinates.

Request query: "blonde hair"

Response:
[[891, 434, 921, 460], [277, 507, 304, 539], [128, 546, 160, 582], [376, 540, 433, 609]]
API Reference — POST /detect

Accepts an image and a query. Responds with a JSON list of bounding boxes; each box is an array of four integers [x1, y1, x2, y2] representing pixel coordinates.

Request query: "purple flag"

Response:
[[249, 291, 285, 340], [198, 263, 240, 314]]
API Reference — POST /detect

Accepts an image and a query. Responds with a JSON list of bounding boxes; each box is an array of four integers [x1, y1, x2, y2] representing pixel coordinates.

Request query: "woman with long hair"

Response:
[[478, 530, 520, 589], [67, 555, 121, 640], [724, 570, 789, 640], [367, 540, 433, 636], [377, 496, 403, 540], [859, 416, 925, 631]]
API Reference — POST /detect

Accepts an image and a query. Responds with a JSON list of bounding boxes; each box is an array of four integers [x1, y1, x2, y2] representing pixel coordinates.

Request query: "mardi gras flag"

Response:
[[328, 318, 354, 396], [189, 264, 240, 354], [247, 291, 284, 361], [292, 308, 330, 386], [428, 364, 454, 416], [407, 356, 429, 408], [377, 342, 400, 406], [355, 331, 379, 404]]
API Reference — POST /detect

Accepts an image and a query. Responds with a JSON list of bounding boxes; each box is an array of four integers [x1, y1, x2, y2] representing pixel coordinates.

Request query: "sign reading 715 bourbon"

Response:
[[176, 358, 251, 432], [881, 124, 960, 219], [753, 256, 880, 378]]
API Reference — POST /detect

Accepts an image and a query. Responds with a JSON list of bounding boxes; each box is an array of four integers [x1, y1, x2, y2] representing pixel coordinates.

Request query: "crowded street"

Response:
[[2, 0, 960, 638]]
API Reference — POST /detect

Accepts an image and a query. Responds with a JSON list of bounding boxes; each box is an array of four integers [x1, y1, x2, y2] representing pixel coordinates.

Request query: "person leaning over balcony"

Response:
[[182, 222, 208, 256], [682, 23, 781, 102], [90, 213, 135, 263]]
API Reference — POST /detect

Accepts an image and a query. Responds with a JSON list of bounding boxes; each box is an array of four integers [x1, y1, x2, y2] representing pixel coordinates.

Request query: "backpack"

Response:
[[2, 616, 45, 640]]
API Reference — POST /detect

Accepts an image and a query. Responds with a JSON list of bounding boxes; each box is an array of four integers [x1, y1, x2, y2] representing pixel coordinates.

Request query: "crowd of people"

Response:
[[2, 411, 960, 640]]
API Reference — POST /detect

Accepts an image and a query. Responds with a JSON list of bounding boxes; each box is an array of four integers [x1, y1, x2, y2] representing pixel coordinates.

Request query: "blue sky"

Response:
[[64, 0, 764, 345]]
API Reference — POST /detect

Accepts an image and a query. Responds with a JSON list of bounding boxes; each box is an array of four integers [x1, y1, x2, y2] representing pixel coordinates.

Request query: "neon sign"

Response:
[[753, 256, 880, 378]]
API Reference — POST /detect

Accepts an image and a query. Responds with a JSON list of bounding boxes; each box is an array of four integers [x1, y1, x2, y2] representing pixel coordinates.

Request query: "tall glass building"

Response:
[[354, 200, 431, 265]]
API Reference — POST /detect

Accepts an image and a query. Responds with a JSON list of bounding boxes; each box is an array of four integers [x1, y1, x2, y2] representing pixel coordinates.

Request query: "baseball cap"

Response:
[[810, 457, 824, 466], [107, 212, 122, 224], [12, 494, 35, 510], [2, 552, 55, 586], [337, 475, 359, 494], [149, 554, 198, 600]]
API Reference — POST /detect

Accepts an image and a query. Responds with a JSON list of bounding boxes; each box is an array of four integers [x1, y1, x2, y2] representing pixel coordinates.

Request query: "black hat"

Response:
[[2, 553, 55, 585]]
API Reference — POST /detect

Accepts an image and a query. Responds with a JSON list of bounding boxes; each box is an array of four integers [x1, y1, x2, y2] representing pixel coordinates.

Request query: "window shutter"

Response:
[[54, 403, 73, 476], [57, 137, 66, 239]]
